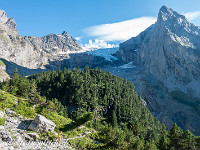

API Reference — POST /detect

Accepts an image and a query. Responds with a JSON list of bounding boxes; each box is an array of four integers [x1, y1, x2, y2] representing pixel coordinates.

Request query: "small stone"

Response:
[[0, 125, 4, 130], [27, 133, 39, 141], [9, 145, 14, 150], [0, 131, 6, 135], [18, 115, 23, 119], [16, 135, 23, 142], [24, 134, 34, 141], [2, 134, 8, 140], [7, 137, 12, 142]]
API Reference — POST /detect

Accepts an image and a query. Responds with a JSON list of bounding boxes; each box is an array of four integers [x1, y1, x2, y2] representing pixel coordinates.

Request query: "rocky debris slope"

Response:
[[115, 6, 200, 135], [0, 109, 74, 150], [0, 10, 82, 69]]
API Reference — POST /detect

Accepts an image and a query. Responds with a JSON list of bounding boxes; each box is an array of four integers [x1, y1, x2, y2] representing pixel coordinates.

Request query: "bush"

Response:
[[0, 91, 16, 109], [43, 111, 71, 131], [39, 131, 57, 141], [14, 100, 36, 119]]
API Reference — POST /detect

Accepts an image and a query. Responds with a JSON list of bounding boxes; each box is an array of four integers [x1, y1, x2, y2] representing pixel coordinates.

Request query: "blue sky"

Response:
[[1, 0, 200, 49]]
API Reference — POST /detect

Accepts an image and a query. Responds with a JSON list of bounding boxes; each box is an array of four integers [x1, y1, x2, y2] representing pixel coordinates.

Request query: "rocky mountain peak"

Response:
[[5, 18, 16, 30], [0, 9, 17, 31], [158, 6, 187, 22], [62, 31, 69, 36], [0, 10, 7, 24], [156, 6, 196, 35], [118, 6, 200, 64]]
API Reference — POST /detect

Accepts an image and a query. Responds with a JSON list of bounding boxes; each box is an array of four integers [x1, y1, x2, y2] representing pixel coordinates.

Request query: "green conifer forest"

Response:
[[0, 67, 199, 149]]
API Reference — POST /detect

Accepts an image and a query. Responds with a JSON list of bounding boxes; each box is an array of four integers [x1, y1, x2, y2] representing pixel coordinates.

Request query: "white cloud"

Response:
[[84, 17, 156, 42], [184, 11, 200, 21], [82, 39, 117, 50], [75, 37, 81, 41]]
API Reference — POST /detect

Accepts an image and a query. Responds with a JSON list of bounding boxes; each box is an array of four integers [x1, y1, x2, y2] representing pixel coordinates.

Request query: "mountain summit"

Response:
[[158, 6, 188, 25], [118, 5, 200, 80], [117, 6, 200, 135]]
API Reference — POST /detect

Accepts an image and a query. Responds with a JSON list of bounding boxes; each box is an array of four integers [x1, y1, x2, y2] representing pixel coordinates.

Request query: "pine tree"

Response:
[[169, 123, 183, 150], [181, 130, 196, 150], [13, 68, 19, 80], [59, 72, 64, 82], [145, 140, 158, 150], [158, 125, 169, 150], [29, 79, 38, 102], [112, 110, 117, 128], [57, 66, 61, 74]]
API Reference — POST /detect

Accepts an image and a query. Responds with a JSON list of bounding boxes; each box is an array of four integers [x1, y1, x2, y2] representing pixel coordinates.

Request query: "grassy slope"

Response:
[[0, 89, 100, 149]]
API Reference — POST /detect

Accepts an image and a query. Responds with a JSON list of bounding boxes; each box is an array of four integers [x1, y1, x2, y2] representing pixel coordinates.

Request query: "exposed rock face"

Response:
[[116, 6, 200, 135], [0, 65, 6, 70], [28, 115, 56, 133], [0, 10, 82, 69]]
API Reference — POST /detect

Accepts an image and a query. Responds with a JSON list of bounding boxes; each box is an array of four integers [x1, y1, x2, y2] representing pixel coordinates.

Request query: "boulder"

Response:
[[0, 125, 4, 130], [28, 115, 56, 133]]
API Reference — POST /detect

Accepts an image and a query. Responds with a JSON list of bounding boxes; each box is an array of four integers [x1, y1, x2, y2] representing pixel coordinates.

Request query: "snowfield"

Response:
[[86, 47, 119, 61]]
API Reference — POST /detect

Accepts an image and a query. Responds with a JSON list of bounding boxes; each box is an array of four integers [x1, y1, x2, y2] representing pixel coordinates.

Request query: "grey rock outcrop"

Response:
[[116, 6, 200, 135], [0, 10, 82, 69], [28, 115, 56, 133], [27, 133, 39, 141], [0, 108, 73, 149]]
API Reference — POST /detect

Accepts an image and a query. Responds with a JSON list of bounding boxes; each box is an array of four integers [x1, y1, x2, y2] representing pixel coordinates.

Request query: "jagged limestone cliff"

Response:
[[0, 10, 82, 69]]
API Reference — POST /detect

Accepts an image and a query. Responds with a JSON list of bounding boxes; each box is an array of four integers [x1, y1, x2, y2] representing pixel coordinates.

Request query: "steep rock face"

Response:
[[0, 10, 82, 69], [117, 6, 200, 135], [119, 6, 200, 81]]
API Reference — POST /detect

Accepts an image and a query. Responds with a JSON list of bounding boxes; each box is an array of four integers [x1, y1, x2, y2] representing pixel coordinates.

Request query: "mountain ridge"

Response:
[[0, 9, 82, 69]]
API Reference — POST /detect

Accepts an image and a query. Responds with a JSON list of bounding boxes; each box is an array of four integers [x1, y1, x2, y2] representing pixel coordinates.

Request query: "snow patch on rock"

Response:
[[119, 61, 136, 69]]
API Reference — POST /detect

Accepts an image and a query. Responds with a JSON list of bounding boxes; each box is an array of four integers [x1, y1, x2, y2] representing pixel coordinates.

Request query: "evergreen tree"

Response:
[[169, 123, 183, 150], [145, 140, 158, 150], [112, 110, 117, 127], [29, 79, 39, 103], [181, 130, 196, 150], [13, 68, 19, 80], [158, 125, 169, 150]]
